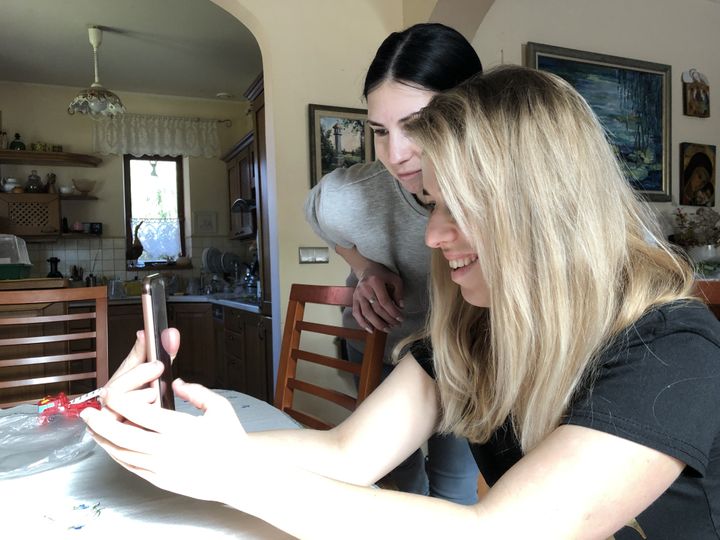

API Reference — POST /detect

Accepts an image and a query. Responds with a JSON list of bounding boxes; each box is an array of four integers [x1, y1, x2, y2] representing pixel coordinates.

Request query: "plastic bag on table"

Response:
[[0, 409, 95, 479]]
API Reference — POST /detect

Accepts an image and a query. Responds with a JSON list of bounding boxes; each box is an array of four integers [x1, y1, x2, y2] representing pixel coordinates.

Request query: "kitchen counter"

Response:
[[73, 293, 262, 313]]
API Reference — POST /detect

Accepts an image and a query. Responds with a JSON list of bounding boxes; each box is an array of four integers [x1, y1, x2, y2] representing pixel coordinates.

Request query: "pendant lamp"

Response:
[[68, 26, 126, 119]]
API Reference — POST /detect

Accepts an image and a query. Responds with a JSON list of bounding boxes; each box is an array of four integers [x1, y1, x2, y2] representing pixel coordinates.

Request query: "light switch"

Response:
[[299, 246, 329, 264]]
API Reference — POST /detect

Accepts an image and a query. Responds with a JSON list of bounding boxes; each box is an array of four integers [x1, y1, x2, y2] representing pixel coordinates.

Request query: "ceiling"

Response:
[[0, 0, 262, 102]]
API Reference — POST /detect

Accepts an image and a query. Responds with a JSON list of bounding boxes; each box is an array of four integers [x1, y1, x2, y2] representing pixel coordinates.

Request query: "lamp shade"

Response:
[[68, 25, 126, 119], [68, 85, 126, 118]]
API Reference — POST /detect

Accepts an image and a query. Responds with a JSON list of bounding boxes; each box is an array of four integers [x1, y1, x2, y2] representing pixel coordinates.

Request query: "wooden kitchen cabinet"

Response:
[[245, 75, 272, 316], [0, 193, 61, 239], [212, 304, 226, 388], [222, 132, 255, 240], [223, 306, 272, 402], [107, 304, 143, 375], [167, 303, 215, 387], [108, 302, 216, 387]]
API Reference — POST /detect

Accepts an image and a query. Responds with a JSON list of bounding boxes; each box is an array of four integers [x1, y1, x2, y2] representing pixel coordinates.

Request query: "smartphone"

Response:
[[141, 274, 175, 410]]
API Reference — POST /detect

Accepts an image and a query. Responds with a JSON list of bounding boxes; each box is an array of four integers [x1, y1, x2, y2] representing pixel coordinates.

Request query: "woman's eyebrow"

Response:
[[367, 120, 384, 127]]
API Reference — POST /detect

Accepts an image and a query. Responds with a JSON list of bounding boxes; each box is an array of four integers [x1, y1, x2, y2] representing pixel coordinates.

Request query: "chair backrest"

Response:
[[695, 279, 720, 319], [0, 286, 109, 408], [274, 284, 387, 429]]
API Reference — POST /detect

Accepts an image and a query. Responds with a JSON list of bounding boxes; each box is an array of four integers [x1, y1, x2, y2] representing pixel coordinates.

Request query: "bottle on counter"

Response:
[[0, 131, 8, 150]]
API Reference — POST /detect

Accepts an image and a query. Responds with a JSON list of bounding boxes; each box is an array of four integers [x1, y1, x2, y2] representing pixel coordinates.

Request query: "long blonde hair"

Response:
[[403, 66, 695, 452]]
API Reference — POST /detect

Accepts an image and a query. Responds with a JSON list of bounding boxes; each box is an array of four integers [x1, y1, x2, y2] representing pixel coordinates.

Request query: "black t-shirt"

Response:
[[410, 301, 720, 539]]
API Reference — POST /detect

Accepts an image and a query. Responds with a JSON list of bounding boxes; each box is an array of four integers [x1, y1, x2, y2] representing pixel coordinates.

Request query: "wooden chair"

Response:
[[695, 279, 720, 319], [0, 286, 109, 408], [274, 284, 387, 429]]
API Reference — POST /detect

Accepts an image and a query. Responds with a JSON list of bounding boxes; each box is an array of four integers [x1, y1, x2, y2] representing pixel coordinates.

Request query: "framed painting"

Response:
[[526, 43, 672, 202], [308, 104, 374, 187], [680, 142, 716, 207]]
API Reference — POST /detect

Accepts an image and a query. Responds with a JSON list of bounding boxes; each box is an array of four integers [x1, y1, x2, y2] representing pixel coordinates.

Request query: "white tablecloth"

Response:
[[0, 390, 300, 539]]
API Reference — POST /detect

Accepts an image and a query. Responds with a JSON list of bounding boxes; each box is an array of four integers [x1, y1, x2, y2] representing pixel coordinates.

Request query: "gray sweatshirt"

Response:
[[304, 161, 430, 362]]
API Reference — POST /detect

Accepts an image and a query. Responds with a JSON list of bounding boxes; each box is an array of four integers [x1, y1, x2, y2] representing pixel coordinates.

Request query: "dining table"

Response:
[[0, 389, 301, 539]]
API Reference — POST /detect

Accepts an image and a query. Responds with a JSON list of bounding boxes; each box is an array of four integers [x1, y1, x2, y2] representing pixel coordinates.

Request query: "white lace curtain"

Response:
[[92, 113, 221, 158]]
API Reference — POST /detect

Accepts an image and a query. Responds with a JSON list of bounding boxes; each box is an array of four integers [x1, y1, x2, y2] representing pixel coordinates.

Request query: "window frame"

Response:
[[122, 154, 187, 269]]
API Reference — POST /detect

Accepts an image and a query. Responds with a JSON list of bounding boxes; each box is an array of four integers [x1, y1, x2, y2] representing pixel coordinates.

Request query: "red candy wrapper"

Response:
[[37, 392, 101, 424]]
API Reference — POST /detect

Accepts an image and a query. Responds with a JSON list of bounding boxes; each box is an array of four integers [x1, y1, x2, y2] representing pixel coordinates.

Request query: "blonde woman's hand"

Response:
[[81, 377, 250, 504], [108, 329, 180, 384], [103, 329, 180, 419], [353, 261, 404, 333]]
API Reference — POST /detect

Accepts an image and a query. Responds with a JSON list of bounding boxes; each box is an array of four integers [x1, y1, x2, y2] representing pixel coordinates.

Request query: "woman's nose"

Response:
[[425, 210, 456, 248], [387, 132, 416, 164]]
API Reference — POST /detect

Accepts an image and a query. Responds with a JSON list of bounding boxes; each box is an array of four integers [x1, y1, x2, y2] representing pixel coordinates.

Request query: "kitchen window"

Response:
[[123, 155, 186, 267]]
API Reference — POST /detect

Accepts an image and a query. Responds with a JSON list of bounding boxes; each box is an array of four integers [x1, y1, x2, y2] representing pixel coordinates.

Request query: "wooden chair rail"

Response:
[[0, 287, 107, 304], [292, 348, 362, 374], [295, 320, 367, 341], [0, 331, 96, 347], [0, 371, 98, 390], [694, 280, 720, 319], [0, 351, 97, 368], [284, 407, 333, 431], [0, 312, 97, 326], [286, 378, 356, 411]]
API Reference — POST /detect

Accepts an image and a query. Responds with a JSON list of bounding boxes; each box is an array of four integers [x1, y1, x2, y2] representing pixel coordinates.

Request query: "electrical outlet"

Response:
[[298, 246, 329, 264]]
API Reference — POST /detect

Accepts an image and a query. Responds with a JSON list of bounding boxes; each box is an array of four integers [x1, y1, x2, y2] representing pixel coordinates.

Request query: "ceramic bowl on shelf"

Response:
[[72, 179, 96, 196], [687, 244, 720, 264], [59, 186, 74, 195]]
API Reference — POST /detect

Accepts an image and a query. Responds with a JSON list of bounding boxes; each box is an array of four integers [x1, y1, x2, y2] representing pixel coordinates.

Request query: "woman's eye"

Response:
[[372, 128, 388, 137], [423, 201, 436, 212]]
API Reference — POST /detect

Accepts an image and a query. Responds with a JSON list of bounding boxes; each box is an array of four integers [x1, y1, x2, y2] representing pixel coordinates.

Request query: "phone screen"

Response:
[[141, 274, 175, 410]]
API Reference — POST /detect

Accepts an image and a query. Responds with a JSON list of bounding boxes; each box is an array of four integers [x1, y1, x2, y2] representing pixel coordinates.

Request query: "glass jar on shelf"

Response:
[[25, 170, 44, 193], [8, 133, 25, 151]]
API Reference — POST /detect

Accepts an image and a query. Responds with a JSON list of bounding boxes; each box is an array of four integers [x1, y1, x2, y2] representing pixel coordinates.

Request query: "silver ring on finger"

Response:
[[368, 297, 376, 305]]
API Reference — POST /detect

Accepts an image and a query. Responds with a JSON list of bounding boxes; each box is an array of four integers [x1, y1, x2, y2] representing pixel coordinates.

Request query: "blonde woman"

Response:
[[83, 66, 720, 539]]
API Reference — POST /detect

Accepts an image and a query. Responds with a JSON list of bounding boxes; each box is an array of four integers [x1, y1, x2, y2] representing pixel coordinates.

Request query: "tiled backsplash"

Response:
[[27, 235, 251, 282]]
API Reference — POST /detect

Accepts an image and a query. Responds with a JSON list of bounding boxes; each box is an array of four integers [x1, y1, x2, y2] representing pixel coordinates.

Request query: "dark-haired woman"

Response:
[[304, 23, 482, 503]]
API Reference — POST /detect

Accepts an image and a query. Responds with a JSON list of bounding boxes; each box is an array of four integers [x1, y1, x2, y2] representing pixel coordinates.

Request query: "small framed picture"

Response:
[[680, 143, 716, 207], [308, 104, 374, 187], [193, 211, 218, 235], [682, 69, 710, 118]]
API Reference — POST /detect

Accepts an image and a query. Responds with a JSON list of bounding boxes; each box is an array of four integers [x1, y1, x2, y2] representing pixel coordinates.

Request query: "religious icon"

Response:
[[682, 69, 710, 118], [680, 143, 716, 207]]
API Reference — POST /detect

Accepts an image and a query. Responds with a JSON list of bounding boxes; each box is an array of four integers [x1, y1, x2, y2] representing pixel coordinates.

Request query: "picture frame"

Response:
[[308, 104, 374, 188], [679, 142, 716, 207], [193, 211, 217, 235], [526, 42, 672, 202], [682, 69, 710, 118]]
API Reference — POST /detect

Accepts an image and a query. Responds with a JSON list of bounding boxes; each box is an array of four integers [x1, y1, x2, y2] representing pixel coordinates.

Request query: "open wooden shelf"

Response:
[[0, 149, 102, 167], [60, 194, 98, 200]]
